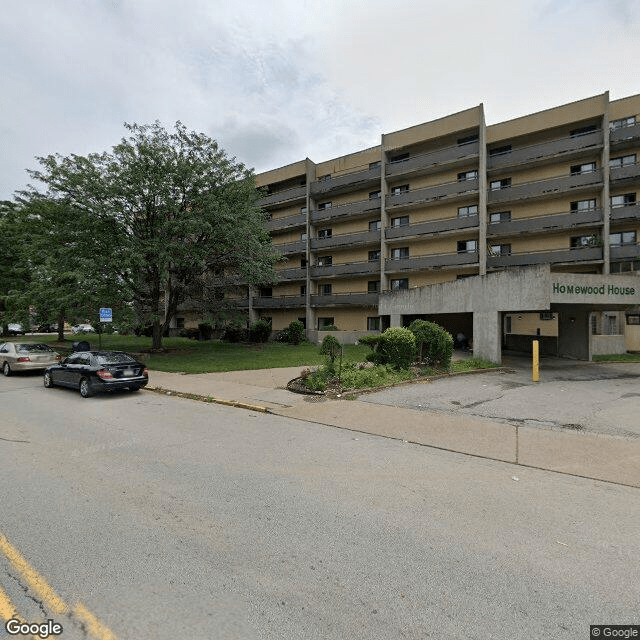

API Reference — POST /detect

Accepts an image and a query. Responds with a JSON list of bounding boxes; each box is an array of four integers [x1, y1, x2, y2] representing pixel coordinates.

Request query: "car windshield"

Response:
[[96, 353, 135, 365], [16, 344, 54, 353]]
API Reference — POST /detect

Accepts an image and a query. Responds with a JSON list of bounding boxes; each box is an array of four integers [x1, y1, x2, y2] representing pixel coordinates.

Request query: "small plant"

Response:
[[250, 319, 272, 343], [319, 334, 341, 363]]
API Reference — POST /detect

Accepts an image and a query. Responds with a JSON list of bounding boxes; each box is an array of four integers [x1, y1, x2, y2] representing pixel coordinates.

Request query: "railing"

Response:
[[310, 259, 380, 278], [487, 170, 603, 205], [272, 240, 306, 255], [310, 166, 381, 197], [610, 243, 640, 260], [487, 245, 603, 268], [274, 267, 307, 281], [610, 122, 640, 144], [266, 212, 307, 232], [610, 203, 640, 222], [258, 185, 306, 208], [385, 214, 478, 240], [384, 251, 479, 273], [386, 178, 479, 209], [310, 292, 379, 307], [310, 229, 380, 250], [310, 198, 381, 223], [252, 295, 306, 308], [487, 131, 602, 170], [386, 142, 479, 177], [487, 208, 603, 237], [610, 162, 640, 182]]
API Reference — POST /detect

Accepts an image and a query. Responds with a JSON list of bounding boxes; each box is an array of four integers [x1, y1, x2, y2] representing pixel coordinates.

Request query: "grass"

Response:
[[592, 353, 640, 362], [451, 357, 501, 372]]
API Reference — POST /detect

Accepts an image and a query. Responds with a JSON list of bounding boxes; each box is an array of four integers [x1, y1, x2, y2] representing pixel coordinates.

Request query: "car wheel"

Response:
[[2, 362, 10, 377], [79, 377, 93, 398], [43, 371, 54, 388], [129, 387, 141, 392]]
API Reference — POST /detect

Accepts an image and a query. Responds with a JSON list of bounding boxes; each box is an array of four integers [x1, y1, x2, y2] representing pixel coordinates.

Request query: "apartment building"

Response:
[[251, 91, 640, 362]]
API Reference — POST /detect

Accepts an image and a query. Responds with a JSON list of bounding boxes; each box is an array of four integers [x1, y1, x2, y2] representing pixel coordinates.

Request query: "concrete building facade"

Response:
[[247, 91, 640, 362]]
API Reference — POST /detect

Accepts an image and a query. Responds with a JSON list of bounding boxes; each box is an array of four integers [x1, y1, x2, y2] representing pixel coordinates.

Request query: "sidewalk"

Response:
[[146, 366, 640, 489]]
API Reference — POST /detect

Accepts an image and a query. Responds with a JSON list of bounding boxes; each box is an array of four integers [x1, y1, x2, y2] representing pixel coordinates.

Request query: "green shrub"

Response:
[[321, 324, 338, 331], [319, 334, 341, 363], [250, 319, 272, 343], [222, 325, 248, 342], [283, 320, 305, 345], [376, 327, 416, 370], [409, 320, 453, 370]]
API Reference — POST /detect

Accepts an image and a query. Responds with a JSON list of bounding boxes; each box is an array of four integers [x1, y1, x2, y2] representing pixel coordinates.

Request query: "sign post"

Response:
[[99, 308, 112, 351]]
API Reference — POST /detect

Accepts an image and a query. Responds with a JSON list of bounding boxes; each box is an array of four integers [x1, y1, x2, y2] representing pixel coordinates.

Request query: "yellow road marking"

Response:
[[0, 584, 22, 622], [74, 603, 117, 640]]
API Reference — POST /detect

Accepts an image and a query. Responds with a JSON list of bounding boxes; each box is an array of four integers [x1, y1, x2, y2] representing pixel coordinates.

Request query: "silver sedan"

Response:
[[0, 342, 61, 376]]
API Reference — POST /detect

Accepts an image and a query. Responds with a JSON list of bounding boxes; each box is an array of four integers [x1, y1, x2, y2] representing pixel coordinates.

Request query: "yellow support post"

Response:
[[532, 340, 539, 382]]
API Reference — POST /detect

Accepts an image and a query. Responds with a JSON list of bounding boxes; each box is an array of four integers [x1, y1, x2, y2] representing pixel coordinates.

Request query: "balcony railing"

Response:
[[384, 251, 478, 273], [487, 245, 603, 268], [610, 203, 640, 222], [310, 198, 381, 223], [487, 170, 603, 205], [610, 162, 640, 182], [266, 212, 307, 232], [610, 122, 640, 145], [252, 295, 306, 309], [385, 214, 478, 240], [386, 142, 479, 178], [487, 131, 602, 171], [386, 178, 479, 209], [272, 240, 306, 255], [487, 208, 603, 237], [610, 243, 640, 260], [310, 259, 380, 278], [310, 292, 379, 307], [274, 267, 307, 281], [310, 229, 380, 250], [258, 185, 306, 208], [310, 166, 381, 197]]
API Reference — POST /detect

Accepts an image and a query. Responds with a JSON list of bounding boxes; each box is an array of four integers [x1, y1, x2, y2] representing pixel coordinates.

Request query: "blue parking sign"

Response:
[[99, 307, 113, 322]]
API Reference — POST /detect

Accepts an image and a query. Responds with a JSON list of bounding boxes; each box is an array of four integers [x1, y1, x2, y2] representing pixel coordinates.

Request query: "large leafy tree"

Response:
[[25, 121, 276, 348]]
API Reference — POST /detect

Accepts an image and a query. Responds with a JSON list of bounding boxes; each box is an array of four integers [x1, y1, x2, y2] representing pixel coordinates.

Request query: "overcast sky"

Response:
[[1, 0, 639, 199]]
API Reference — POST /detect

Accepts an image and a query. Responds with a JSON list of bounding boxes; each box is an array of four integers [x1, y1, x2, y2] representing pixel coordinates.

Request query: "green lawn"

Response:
[[592, 353, 640, 362]]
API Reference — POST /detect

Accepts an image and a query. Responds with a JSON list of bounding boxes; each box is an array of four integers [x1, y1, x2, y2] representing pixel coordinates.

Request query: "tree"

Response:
[[24, 121, 277, 349], [409, 320, 453, 369]]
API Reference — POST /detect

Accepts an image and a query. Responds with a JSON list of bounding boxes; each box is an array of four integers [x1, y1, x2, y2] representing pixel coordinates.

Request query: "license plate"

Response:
[[123, 369, 134, 377]]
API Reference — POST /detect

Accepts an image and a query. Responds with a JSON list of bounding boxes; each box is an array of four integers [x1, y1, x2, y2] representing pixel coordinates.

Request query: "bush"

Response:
[[319, 334, 341, 363], [321, 324, 338, 331], [222, 325, 249, 343], [277, 320, 306, 345], [376, 327, 416, 370], [198, 323, 214, 340], [409, 320, 453, 370], [250, 319, 272, 343], [179, 327, 200, 340]]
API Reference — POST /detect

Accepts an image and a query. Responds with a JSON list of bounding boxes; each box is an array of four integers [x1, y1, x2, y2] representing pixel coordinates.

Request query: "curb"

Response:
[[145, 386, 271, 413]]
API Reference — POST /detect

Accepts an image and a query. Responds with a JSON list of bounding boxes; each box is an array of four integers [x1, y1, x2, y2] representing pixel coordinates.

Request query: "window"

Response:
[[611, 193, 636, 208], [369, 190, 381, 200], [390, 247, 409, 260], [591, 314, 598, 335], [458, 204, 478, 218], [490, 178, 511, 190], [458, 170, 478, 182], [570, 162, 596, 175], [391, 184, 409, 195], [489, 244, 511, 256], [458, 134, 478, 146], [570, 124, 597, 137], [369, 220, 381, 232], [300, 232, 308, 241], [389, 152, 409, 163], [610, 154, 637, 168], [317, 201, 332, 210], [606, 315, 619, 335], [609, 231, 637, 246], [298, 317, 306, 329], [489, 145, 511, 156], [301, 257, 308, 268], [391, 216, 409, 227], [176, 317, 185, 330], [367, 317, 381, 330], [627, 315, 640, 325], [318, 228, 332, 239], [300, 285, 306, 296], [369, 161, 381, 169], [570, 199, 596, 211], [368, 280, 380, 293], [505, 316, 512, 334], [318, 317, 334, 330], [300, 206, 308, 214], [489, 211, 511, 223], [610, 116, 637, 130], [318, 174, 331, 182], [368, 249, 381, 261], [570, 235, 598, 248], [259, 287, 272, 298], [391, 278, 409, 290], [457, 240, 477, 253], [317, 256, 332, 266], [319, 283, 332, 296]]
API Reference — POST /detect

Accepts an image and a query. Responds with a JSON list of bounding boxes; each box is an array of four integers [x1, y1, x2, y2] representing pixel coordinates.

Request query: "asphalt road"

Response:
[[1, 372, 639, 639]]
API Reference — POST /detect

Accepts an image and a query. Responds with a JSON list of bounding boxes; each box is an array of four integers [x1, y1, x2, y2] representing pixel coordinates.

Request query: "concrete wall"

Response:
[[591, 334, 627, 356], [626, 325, 640, 352]]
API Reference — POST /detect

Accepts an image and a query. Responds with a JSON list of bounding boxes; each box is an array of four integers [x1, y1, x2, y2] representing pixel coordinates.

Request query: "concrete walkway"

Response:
[[146, 363, 640, 489]]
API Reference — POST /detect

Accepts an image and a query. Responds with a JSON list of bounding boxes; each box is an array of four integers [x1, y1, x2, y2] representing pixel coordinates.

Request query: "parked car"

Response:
[[0, 342, 61, 376], [71, 324, 95, 334], [6, 323, 25, 336], [36, 323, 59, 333], [44, 351, 148, 397]]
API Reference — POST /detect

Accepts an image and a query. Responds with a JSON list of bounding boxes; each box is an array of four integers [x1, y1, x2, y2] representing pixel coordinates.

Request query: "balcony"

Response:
[[487, 246, 603, 268], [385, 214, 478, 240], [258, 185, 306, 208], [610, 122, 640, 145], [274, 267, 307, 281], [272, 240, 306, 255], [487, 170, 603, 205], [384, 251, 478, 273], [610, 162, 640, 182], [310, 259, 380, 278], [310, 198, 381, 223], [487, 208, 603, 237], [310, 229, 380, 250], [487, 131, 602, 171], [610, 203, 640, 223], [252, 295, 306, 309], [386, 179, 479, 210], [310, 166, 381, 198], [386, 142, 479, 178], [266, 212, 307, 232], [310, 292, 379, 307], [610, 244, 640, 260]]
